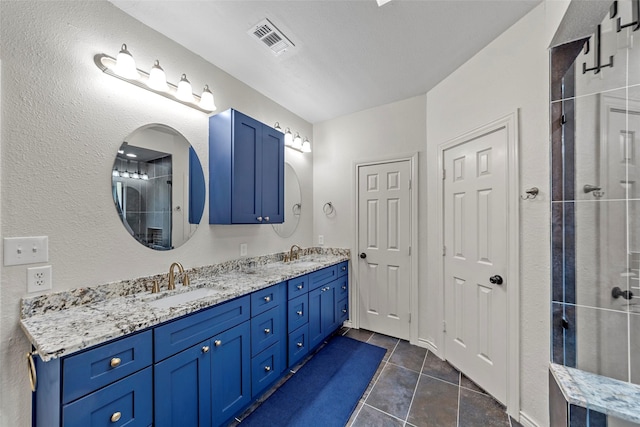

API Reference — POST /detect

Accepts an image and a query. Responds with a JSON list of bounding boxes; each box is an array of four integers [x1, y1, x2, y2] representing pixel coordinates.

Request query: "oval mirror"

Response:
[[273, 163, 301, 238], [112, 124, 205, 250]]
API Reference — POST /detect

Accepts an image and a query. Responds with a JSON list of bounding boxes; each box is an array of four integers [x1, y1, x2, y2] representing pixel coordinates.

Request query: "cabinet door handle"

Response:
[[264, 328, 271, 334], [110, 412, 122, 423], [296, 310, 303, 316], [342, 266, 346, 271], [110, 357, 121, 368], [202, 346, 210, 353], [264, 366, 271, 372], [214, 340, 222, 347], [342, 309, 347, 313], [264, 216, 270, 222], [264, 296, 271, 302], [297, 284, 303, 290], [342, 285, 347, 290], [297, 342, 303, 348], [257, 217, 263, 222]]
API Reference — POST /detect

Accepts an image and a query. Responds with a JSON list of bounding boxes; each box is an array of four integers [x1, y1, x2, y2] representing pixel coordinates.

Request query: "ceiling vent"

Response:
[[248, 18, 295, 56]]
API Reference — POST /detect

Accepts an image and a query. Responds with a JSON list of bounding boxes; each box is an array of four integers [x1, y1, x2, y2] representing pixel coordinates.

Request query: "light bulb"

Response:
[[120, 170, 130, 178], [199, 85, 216, 111], [114, 44, 139, 80], [301, 137, 311, 153], [147, 60, 168, 92], [284, 128, 293, 146], [176, 74, 194, 102], [141, 172, 149, 180], [112, 169, 120, 177], [132, 171, 140, 179], [293, 132, 302, 150]]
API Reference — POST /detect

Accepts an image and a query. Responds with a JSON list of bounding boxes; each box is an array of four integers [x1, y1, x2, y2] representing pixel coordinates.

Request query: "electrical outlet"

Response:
[[240, 243, 248, 256], [4, 236, 48, 266], [27, 265, 52, 293], [318, 235, 324, 245]]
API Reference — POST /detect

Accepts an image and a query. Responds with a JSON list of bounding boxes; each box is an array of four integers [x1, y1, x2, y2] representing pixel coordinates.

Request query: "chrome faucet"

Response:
[[168, 262, 190, 290]]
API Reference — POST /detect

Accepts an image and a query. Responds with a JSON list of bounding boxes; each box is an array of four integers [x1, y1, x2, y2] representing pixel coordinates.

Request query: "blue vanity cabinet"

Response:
[[308, 281, 337, 349], [209, 108, 284, 225]]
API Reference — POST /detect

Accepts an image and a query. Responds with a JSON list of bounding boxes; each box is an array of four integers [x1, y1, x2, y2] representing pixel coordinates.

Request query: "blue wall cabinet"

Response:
[[209, 109, 284, 224]]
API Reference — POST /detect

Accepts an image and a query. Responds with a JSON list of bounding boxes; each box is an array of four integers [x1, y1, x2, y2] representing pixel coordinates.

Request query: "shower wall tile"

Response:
[[551, 39, 584, 102], [553, 302, 574, 365], [552, 202, 566, 303], [564, 202, 576, 305], [552, 101, 566, 201], [575, 305, 629, 382]]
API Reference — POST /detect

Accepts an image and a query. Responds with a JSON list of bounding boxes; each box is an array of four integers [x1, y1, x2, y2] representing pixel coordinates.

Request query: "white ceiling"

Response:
[[111, 0, 541, 124]]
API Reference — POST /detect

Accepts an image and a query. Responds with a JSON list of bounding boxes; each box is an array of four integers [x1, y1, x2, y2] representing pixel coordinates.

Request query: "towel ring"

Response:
[[292, 203, 301, 216], [323, 202, 335, 215]]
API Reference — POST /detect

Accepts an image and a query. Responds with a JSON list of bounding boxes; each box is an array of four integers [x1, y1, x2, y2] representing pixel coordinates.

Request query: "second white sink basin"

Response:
[[147, 287, 223, 309]]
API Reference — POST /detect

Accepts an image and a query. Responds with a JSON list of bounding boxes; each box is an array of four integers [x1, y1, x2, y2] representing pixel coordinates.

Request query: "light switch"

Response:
[[4, 236, 49, 266], [240, 243, 248, 256]]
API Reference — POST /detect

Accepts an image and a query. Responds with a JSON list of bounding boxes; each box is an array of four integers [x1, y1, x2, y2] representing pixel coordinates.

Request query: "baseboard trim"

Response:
[[416, 338, 438, 355], [518, 411, 540, 427]]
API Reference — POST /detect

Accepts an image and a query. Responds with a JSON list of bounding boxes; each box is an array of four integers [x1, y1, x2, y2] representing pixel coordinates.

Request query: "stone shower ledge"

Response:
[[550, 363, 640, 424]]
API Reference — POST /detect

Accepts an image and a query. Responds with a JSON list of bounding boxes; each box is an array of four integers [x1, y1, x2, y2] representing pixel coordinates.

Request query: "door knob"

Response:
[[489, 275, 503, 285], [359, 253, 367, 259]]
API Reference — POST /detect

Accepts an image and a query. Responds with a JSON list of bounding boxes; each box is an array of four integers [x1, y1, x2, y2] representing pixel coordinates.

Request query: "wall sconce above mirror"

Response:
[[95, 44, 216, 114], [112, 124, 205, 250]]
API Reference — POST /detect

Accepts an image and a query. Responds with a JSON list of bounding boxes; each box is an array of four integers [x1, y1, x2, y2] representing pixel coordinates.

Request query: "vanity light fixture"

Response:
[[292, 132, 303, 150], [301, 137, 311, 153], [120, 170, 130, 178], [112, 168, 120, 177], [95, 44, 216, 114], [283, 128, 293, 147], [273, 122, 283, 133]]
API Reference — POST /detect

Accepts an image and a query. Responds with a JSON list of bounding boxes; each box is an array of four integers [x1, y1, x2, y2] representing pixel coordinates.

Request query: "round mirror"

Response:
[[112, 124, 205, 250], [273, 163, 301, 238]]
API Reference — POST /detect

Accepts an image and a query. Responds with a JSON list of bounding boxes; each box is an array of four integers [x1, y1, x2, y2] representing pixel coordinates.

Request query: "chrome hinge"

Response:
[[442, 169, 446, 180], [443, 245, 446, 256], [408, 179, 412, 190], [442, 320, 447, 332], [408, 246, 412, 256], [408, 313, 411, 323]]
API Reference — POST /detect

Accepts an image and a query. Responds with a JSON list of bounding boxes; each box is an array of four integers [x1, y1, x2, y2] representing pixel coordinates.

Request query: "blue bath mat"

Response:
[[240, 335, 386, 427]]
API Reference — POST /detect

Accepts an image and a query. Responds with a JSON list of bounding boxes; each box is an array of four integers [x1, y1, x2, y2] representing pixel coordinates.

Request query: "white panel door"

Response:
[[443, 128, 508, 404], [358, 160, 412, 340]]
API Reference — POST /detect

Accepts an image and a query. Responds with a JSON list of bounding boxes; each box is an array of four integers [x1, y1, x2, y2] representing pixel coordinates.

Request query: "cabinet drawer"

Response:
[[251, 306, 285, 357], [337, 297, 349, 324], [337, 261, 348, 277], [288, 324, 309, 368], [336, 276, 348, 299], [308, 265, 338, 291], [251, 282, 285, 316], [62, 367, 153, 427], [63, 330, 152, 403], [287, 294, 308, 333], [287, 275, 309, 300], [154, 296, 249, 361], [251, 342, 283, 398]]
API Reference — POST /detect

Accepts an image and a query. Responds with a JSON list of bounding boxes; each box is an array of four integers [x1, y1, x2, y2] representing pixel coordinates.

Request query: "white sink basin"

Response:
[[146, 287, 223, 309], [289, 261, 320, 268]]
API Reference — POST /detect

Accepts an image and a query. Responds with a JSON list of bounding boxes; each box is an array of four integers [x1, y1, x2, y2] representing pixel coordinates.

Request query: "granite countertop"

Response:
[[20, 249, 349, 362], [550, 363, 640, 424]]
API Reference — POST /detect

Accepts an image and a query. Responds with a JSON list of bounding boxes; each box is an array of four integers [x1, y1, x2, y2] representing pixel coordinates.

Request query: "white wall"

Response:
[[0, 2, 313, 425], [314, 2, 569, 425]]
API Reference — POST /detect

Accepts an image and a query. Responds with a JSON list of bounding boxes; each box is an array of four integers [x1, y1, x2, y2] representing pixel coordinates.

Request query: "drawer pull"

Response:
[[110, 412, 122, 423], [342, 285, 347, 290], [297, 284, 303, 290], [264, 296, 271, 302], [265, 216, 270, 222], [202, 346, 210, 353], [264, 328, 271, 334], [110, 357, 121, 368], [297, 342, 303, 348], [264, 366, 271, 372], [214, 340, 222, 347], [342, 266, 346, 271], [296, 310, 303, 316], [257, 216, 263, 222]]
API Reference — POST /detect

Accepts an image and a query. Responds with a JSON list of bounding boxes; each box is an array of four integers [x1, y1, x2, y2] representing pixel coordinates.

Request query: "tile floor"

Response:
[[233, 328, 522, 427], [341, 328, 523, 427]]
